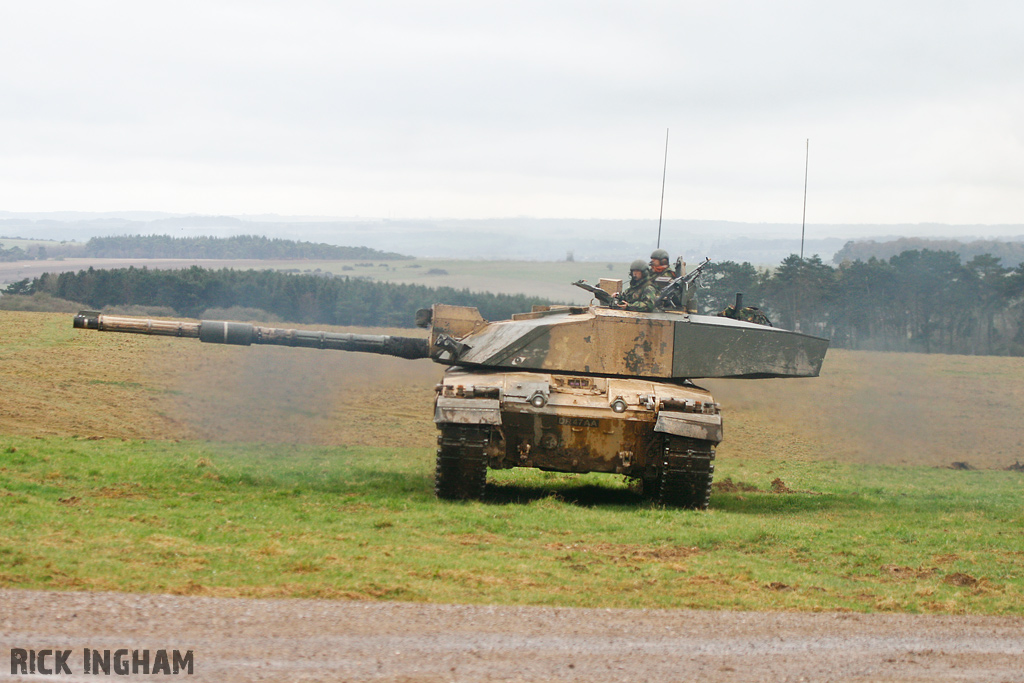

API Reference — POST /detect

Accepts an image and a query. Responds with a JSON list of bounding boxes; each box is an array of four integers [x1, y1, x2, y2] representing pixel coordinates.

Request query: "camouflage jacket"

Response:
[[621, 277, 657, 312], [719, 305, 772, 326], [649, 268, 677, 291]]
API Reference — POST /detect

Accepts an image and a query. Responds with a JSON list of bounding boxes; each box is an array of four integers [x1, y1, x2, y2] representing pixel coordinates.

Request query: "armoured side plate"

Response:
[[434, 397, 502, 425], [671, 317, 829, 379], [654, 412, 724, 444]]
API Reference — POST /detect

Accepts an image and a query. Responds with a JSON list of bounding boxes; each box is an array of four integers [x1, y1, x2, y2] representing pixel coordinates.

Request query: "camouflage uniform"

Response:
[[652, 267, 699, 314], [649, 249, 699, 313], [649, 267, 677, 292], [719, 305, 772, 326], [621, 276, 657, 312], [649, 249, 676, 292]]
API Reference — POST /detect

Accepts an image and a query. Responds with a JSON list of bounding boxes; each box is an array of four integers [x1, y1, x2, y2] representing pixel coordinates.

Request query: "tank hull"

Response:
[[434, 366, 722, 507]]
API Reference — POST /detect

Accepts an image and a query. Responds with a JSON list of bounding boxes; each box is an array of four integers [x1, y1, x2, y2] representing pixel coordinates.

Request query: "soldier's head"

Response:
[[629, 258, 648, 283], [650, 248, 670, 273]]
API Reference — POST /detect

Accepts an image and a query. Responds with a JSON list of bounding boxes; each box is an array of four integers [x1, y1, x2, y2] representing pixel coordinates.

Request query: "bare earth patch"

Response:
[[706, 349, 1024, 469]]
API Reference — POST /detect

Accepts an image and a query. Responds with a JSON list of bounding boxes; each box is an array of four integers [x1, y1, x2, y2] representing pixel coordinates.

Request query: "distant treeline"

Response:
[[12, 266, 552, 327], [0, 234, 410, 261], [835, 237, 1024, 268], [9, 249, 1024, 356], [0, 244, 32, 262], [703, 252, 1024, 356]]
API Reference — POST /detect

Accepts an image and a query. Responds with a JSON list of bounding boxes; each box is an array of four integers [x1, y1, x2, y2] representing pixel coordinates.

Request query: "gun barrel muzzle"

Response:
[[74, 311, 200, 337]]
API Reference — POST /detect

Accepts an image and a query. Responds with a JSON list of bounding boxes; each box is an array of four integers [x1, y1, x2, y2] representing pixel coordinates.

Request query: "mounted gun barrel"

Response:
[[654, 257, 711, 309], [73, 311, 430, 360], [571, 280, 618, 307]]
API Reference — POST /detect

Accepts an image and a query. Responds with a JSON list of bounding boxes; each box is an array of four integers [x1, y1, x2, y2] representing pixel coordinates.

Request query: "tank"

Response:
[[72, 294, 828, 509]]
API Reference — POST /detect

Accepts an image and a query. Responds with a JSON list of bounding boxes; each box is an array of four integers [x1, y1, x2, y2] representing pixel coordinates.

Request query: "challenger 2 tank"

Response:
[[72, 291, 828, 509]]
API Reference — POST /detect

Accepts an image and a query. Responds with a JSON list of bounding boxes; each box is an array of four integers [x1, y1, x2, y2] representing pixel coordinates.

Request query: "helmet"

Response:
[[629, 258, 648, 273], [650, 248, 670, 262]]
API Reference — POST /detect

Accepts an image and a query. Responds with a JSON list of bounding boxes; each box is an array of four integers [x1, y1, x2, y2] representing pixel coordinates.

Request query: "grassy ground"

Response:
[[2, 311, 1024, 614], [1, 436, 1021, 613], [706, 351, 1024, 470]]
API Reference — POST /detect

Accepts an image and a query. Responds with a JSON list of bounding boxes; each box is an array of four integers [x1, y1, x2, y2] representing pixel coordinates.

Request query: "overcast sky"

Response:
[[2, 1, 1022, 228]]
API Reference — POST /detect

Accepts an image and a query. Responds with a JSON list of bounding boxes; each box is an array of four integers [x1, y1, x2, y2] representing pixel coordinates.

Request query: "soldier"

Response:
[[719, 303, 772, 326], [616, 259, 657, 312], [650, 249, 699, 313], [649, 248, 676, 292]]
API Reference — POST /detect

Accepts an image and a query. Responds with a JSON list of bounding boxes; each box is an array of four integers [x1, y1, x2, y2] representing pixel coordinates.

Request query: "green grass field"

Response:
[[2, 311, 1023, 614], [1, 435, 1021, 613]]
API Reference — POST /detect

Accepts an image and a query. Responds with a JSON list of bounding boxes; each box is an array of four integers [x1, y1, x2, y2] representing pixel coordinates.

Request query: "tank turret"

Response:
[[423, 303, 827, 380], [72, 290, 828, 509]]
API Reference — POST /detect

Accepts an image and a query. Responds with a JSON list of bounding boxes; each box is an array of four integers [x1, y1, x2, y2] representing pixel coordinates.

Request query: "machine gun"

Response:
[[572, 280, 621, 307], [654, 257, 712, 309]]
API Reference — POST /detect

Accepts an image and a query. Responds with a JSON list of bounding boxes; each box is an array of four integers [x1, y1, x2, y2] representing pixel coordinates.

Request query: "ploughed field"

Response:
[[1, 310, 1023, 614]]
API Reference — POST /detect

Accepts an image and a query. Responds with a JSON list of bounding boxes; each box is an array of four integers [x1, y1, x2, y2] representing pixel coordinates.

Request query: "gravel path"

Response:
[[2, 589, 1023, 682]]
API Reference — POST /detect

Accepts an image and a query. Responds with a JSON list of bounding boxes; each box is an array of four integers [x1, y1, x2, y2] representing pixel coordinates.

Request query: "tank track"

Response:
[[656, 434, 716, 509], [434, 424, 490, 501]]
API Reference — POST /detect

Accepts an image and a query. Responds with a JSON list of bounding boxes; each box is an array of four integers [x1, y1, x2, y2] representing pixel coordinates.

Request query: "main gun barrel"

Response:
[[73, 311, 430, 360]]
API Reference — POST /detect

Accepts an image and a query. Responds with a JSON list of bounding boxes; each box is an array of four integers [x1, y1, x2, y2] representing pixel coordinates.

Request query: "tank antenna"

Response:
[[800, 138, 809, 260], [656, 128, 669, 249]]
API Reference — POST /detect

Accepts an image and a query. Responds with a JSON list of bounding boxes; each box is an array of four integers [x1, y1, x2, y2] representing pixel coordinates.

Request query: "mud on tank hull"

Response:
[[433, 367, 722, 508]]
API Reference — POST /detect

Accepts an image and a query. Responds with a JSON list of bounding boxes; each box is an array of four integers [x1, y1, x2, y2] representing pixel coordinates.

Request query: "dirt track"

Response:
[[2, 589, 1023, 682]]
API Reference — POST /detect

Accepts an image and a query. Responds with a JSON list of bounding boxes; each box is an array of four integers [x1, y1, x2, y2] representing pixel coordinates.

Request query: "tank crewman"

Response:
[[649, 248, 676, 291], [650, 249, 698, 313], [719, 303, 773, 326], [616, 259, 658, 312]]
